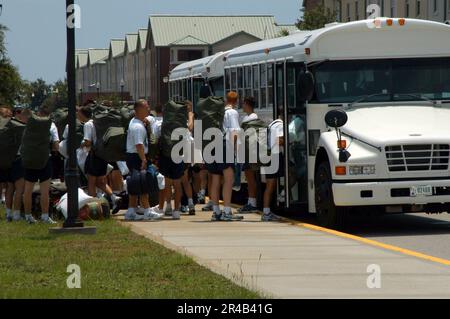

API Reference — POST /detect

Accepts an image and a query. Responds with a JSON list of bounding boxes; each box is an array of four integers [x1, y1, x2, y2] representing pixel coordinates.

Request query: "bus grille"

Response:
[[385, 144, 450, 172]]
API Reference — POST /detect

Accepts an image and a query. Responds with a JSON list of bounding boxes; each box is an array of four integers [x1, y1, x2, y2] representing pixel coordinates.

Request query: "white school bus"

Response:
[[169, 18, 450, 228]]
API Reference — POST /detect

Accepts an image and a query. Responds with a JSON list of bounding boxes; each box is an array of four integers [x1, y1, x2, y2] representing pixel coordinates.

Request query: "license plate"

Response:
[[410, 185, 433, 197]]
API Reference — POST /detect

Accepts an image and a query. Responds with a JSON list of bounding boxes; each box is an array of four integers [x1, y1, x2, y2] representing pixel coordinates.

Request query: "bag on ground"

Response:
[[0, 117, 26, 169], [21, 113, 52, 170], [160, 100, 187, 158]]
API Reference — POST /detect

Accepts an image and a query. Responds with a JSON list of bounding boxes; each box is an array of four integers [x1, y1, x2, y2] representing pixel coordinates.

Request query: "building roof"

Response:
[[137, 29, 148, 51], [88, 48, 109, 66], [125, 33, 139, 54], [170, 35, 209, 46], [109, 39, 126, 58], [148, 15, 288, 47], [76, 51, 89, 68]]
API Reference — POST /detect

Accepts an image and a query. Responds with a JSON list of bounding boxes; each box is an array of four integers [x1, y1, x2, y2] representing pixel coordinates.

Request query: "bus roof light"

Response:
[[387, 19, 393, 26], [398, 18, 406, 26]]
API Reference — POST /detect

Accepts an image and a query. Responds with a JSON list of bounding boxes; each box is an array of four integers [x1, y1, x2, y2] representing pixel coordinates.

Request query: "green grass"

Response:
[[0, 208, 260, 299]]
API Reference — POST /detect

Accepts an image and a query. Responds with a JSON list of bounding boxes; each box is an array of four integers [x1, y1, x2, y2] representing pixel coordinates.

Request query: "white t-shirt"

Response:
[[269, 119, 284, 154], [151, 116, 163, 140], [241, 112, 258, 124], [83, 119, 96, 145], [126, 117, 148, 154], [50, 122, 60, 143], [223, 106, 240, 140]]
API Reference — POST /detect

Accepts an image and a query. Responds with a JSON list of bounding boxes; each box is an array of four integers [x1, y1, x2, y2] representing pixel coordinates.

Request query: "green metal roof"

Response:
[[76, 51, 88, 68], [125, 33, 139, 53], [137, 29, 148, 51], [109, 39, 125, 58], [88, 48, 109, 65], [148, 15, 288, 47]]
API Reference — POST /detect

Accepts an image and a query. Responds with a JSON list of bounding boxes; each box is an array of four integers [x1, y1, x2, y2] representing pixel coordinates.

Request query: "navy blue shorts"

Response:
[[24, 159, 52, 183], [205, 143, 235, 175], [126, 153, 143, 171], [0, 157, 24, 183], [158, 154, 184, 180], [85, 152, 108, 177], [264, 153, 284, 180]]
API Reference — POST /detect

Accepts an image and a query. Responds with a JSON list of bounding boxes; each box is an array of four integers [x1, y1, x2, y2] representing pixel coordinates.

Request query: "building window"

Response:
[[405, 0, 410, 17], [335, 0, 342, 22], [355, 1, 359, 20], [177, 49, 204, 62], [434, 0, 438, 13], [416, 0, 421, 16]]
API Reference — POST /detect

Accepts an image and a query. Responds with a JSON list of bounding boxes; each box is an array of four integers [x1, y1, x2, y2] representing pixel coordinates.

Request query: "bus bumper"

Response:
[[332, 179, 450, 206]]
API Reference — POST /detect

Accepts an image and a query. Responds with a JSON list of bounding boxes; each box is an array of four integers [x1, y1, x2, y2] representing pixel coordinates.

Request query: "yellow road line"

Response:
[[292, 221, 450, 267]]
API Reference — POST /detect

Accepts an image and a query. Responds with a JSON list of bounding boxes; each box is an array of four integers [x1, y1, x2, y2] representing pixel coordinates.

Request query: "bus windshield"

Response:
[[312, 58, 450, 104]]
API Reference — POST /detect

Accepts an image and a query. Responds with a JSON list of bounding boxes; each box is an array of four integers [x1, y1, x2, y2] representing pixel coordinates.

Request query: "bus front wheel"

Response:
[[314, 162, 347, 229]]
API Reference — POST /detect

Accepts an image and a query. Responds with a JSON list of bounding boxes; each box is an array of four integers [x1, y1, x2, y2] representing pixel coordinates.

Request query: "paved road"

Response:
[[285, 211, 450, 261]]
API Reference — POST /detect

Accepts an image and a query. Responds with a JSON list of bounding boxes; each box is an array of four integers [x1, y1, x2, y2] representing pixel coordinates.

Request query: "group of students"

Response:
[[0, 89, 284, 224]]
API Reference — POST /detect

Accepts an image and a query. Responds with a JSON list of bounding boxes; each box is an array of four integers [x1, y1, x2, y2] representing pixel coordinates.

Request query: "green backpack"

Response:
[[241, 118, 269, 171], [51, 108, 84, 147], [160, 101, 187, 158], [0, 117, 26, 170], [120, 105, 135, 129], [196, 96, 225, 150], [21, 114, 52, 170], [93, 109, 127, 162]]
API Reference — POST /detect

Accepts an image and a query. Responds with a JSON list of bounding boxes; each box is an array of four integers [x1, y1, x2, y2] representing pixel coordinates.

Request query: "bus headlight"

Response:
[[349, 165, 376, 175]]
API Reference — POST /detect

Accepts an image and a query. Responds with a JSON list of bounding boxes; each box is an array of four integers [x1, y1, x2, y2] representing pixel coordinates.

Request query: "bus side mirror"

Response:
[[325, 109, 348, 128], [298, 70, 315, 102]]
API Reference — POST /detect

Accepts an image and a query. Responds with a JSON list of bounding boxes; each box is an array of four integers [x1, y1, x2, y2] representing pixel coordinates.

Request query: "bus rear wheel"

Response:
[[314, 162, 347, 229]]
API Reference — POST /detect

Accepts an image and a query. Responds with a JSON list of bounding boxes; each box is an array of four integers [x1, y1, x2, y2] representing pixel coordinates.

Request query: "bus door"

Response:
[[283, 62, 308, 211]]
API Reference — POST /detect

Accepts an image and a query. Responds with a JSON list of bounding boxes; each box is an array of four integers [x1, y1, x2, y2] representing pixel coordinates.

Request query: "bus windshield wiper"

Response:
[[347, 93, 391, 109], [394, 93, 436, 105]]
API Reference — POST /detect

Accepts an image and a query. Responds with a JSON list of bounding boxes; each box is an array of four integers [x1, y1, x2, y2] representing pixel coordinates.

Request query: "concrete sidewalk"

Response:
[[118, 211, 450, 298]]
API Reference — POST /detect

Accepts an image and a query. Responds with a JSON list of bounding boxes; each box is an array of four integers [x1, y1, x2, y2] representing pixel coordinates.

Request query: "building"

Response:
[[144, 15, 297, 106], [303, 0, 450, 23], [76, 14, 296, 104]]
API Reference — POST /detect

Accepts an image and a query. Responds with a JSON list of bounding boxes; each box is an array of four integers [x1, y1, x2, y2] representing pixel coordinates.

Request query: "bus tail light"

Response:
[[305, 48, 311, 55], [335, 166, 347, 175], [337, 140, 347, 149]]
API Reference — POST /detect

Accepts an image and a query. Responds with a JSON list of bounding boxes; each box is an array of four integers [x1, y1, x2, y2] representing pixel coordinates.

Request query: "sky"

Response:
[[0, 0, 301, 83]]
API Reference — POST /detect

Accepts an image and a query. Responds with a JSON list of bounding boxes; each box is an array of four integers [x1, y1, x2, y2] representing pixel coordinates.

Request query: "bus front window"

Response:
[[312, 58, 450, 104]]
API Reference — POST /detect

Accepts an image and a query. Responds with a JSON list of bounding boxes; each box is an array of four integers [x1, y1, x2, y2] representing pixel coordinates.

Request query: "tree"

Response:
[[277, 28, 290, 37], [0, 24, 23, 106], [297, 4, 337, 31], [41, 79, 69, 110]]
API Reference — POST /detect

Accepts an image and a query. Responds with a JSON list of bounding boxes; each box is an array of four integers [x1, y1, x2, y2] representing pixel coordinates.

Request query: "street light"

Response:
[[96, 82, 100, 101], [120, 78, 125, 105]]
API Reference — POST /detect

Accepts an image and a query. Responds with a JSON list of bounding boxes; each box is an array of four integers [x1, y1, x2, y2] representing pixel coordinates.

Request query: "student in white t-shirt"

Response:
[[23, 107, 60, 225], [238, 96, 259, 214], [261, 110, 284, 222], [206, 91, 244, 222]]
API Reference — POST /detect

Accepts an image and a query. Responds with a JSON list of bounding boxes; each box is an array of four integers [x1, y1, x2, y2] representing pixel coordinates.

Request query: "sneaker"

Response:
[[124, 212, 144, 221], [172, 210, 181, 220], [13, 213, 22, 222], [164, 206, 173, 216], [42, 217, 57, 224], [26, 215, 37, 224], [111, 196, 122, 215], [197, 193, 206, 205], [144, 210, 163, 221], [202, 203, 214, 212], [219, 212, 244, 222], [261, 213, 282, 222], [211, 212, 222, 222], [180, 206, 187, 213], [6, 215, 13, 223], [188, 204, 196, 216], [238, 204, 259, 214]]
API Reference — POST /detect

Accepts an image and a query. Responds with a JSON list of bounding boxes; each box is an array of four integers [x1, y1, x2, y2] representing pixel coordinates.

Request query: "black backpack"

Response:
[[93, 109, 127, 162], [0, 117, 26, 170], [21, 114, 52, 170]]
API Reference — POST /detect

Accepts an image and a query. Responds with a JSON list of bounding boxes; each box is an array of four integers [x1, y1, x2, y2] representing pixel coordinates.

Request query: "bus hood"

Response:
[[342, 105, 450, 146]]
